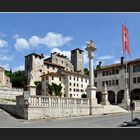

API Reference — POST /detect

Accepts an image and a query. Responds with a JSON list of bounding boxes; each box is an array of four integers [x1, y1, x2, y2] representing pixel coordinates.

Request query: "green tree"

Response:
[[11, 70, 27, 88], [52, 83, 62, 97], [48, 83, 62, 97], [48, 84, 54, 96], [84, 68, 89, 76], [81, 93, 87, 98]]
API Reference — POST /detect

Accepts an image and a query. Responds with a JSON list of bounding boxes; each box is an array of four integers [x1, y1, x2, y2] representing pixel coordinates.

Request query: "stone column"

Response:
[[101, 83, 110, 105], [120, 70, 130, 109], [85, 40, 97, 106], [115, 93, 118, 105], [27, 71, 36, 96]]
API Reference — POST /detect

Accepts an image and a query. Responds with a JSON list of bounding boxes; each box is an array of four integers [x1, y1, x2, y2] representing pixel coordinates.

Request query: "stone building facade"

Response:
[[94, 57, 140, 104], [0, 66, 11, 88], [41, 69, 88, 98], [71, 48, 84, 74], [25, 48, 84, 85]]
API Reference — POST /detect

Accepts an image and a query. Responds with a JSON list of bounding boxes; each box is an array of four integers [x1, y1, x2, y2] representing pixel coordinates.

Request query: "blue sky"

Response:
[[0, 13, 140, 71]]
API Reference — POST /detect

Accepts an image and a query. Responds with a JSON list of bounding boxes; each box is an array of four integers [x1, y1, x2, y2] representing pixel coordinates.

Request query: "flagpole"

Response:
[[120, 23, 130, 109]]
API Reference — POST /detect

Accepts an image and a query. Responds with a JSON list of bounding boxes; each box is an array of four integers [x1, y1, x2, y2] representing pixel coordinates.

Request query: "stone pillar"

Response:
[[120, 87, 130, 109], [85, 40, 97, 106], [27, 71, 36, 96], [101, 83, 110, 105], [115, 93, 118, 105]]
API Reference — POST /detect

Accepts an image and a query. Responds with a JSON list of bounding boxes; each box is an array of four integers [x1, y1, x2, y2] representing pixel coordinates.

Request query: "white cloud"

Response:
[[41, 32, 73, 48], [50, 48, 71, 59], [14, 38, 29, 51], [0, 64, 10, 70], [29, 35, 41, 47], [13, 65, 24, 72], [0, 55, 14, 61], [97, 55, 114, 61], [12, 34, 19, 39], [114, 59, 120, 64], [0, 39, 8, 48]]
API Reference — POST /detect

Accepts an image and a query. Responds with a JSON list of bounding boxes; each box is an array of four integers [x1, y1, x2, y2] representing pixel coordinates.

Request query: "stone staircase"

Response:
[[103, 105, 128, 114]]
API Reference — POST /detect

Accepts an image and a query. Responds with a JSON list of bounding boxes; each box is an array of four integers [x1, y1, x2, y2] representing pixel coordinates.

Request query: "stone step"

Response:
[[103, 105, 128, 114]]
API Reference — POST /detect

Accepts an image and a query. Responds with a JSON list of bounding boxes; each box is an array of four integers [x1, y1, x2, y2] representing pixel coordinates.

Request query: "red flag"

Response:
[[122, 24, 131, 56]]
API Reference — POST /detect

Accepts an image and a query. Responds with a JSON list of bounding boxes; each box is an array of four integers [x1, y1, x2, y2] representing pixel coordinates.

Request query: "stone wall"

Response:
[[0, 87, 23, 100]]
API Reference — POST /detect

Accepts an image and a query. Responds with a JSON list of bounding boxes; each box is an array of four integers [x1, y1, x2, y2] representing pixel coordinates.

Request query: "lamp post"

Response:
[[85, 40, 97, 106]]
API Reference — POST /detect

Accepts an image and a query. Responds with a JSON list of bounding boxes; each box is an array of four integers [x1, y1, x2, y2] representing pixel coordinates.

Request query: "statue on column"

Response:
[[101, 83, 110, 105]]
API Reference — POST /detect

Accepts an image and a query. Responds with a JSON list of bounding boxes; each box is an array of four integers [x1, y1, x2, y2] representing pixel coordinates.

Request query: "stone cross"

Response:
[[85, 40, 97, 105]]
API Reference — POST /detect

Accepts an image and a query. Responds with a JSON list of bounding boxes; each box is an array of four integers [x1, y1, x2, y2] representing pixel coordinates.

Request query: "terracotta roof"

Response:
[[25, 53, 44, 58], [60, 69, 88, 78], [51, 52, 68, 58], [95, 58, 140, 71], [44, 61, 65, 68], [41, 72, 61, 77]]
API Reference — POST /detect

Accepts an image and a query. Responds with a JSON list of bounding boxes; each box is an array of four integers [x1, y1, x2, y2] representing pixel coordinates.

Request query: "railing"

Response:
[[134, 100, 140, 107], [0, 86, 23, 92], [28, 96, 89, 107]]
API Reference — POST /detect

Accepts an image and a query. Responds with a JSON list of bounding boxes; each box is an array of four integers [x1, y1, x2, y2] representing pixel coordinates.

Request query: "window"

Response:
[[102, 71, 105, 76], [53, 66, 55, 70], [112, 80, 115, 86], [95, 73, 97, 77], [116, 69, 119, 74], [109, 71, 111, 75], [86, 79, 87, 83], [74, 77, 75, 80], [59, 77, 61, 81], [77, 77, 79, 81], [81, 84, 83, 88], [77, 84, 79, 87], [70, 94, 72, 97], [133, 65, 140, 73], [137, 77, 140, 83], [47, 65, 49, 69], [94, 82, 97, 87], [74, 89, 75, 92], [81, 78, 83, 82], [109, 80, 111, 86], [52, 77, 54, 80], [70, 76, 71, 80], [74, 83, 75, 86], [70, 88, 71, 91], [74, 94, 75, 96], [62, 61, 63, 64], [112, 69, 115, 75], [106, 71, 108, 76], [116, 79, 119, 85], [102, 81, 105, 86], [106, 81, 108, 86], [70, 82, 71, 86], [46, 77, 48, 80], [133, 77, 136, 84]]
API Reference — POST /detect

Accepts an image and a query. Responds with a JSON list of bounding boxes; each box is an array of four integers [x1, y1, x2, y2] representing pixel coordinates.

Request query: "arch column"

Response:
[[115, 93, 117, 105]]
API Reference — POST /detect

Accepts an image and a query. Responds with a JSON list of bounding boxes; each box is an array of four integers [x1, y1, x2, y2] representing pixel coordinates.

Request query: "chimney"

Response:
[[121, 57, 124, 65], [41, 53, 44, 58], [99, 61, 102, 68]]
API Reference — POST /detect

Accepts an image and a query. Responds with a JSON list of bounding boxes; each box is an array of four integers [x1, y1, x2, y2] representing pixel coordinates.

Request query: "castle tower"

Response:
[[71, 48, 84, 74], [25, 53, 44, 84]]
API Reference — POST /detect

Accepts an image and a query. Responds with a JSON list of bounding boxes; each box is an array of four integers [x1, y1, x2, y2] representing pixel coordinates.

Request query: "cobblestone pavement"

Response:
[[0, 108, 140, 128]]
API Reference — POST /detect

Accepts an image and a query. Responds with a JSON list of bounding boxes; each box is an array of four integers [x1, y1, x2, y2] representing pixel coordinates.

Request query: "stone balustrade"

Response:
[[28, 96, 89, 107], [134, 100, 140, 106]]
